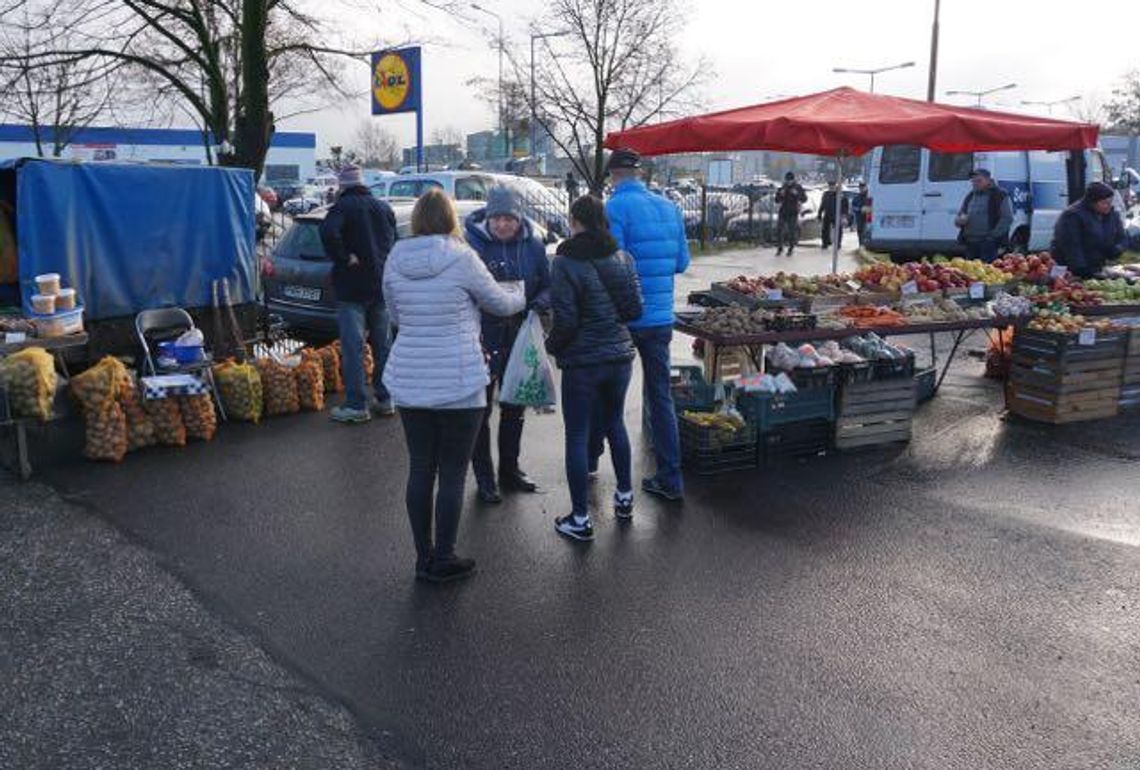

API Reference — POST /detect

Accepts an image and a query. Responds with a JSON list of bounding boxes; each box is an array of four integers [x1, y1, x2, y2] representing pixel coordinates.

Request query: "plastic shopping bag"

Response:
[[499, 311, 557, 408]]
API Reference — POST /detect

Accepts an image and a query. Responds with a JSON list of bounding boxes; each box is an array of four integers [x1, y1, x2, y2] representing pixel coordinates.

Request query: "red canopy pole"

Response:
[[832, 152, 844, 274]]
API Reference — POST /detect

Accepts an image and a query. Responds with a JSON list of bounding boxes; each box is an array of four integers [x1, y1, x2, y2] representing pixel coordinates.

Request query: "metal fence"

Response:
[[671, 184, 824, 251]]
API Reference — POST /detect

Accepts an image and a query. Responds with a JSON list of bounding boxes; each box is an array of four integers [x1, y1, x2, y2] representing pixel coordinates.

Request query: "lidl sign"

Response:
[[371, 47, 421, 115]]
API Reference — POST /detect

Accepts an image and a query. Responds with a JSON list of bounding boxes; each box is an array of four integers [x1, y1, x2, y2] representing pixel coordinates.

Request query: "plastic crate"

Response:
[[837, 360, 873, 385], [670, 365, 718, 412], [758, 418, 831, 466], [679, 413, 758, 475], [872, 350, 916, 380], [736, 386, 836, 433], [789, 366, 837, 390], [914, 367, 936, 403]]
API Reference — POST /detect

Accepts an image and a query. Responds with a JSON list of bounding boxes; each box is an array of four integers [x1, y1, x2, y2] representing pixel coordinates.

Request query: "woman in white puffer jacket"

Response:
[[382, 189, 524, 584]]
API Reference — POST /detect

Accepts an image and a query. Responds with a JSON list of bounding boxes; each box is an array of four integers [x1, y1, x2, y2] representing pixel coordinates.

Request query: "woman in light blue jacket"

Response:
[[383, 189, 525, 583]]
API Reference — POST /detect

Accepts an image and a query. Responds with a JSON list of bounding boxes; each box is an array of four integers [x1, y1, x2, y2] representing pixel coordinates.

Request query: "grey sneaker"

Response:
[[369, 399, 396, 417], [330, 405, 371, 424]]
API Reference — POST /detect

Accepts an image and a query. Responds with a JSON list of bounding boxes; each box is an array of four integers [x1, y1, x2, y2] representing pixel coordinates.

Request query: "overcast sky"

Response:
[[279, 0, 1138, 155]]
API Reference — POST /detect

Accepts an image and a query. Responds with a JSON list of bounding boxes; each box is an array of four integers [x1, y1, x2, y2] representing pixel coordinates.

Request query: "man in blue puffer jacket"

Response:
[[464, 186, 551, 503], [605, 148, 691, 501]]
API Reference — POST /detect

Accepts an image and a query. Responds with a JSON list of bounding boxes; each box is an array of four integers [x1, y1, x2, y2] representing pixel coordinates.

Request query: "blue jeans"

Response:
[[337, 301, 391, 410], [562, 362, 633, 518], [964, 238, 999, 263], [631, 326, 682, 493]]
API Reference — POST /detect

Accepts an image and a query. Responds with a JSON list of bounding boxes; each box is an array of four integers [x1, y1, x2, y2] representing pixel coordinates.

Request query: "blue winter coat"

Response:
[[605, 179, 690, 329], [318, 187, 397, 305], [464, 210, 551, 377]]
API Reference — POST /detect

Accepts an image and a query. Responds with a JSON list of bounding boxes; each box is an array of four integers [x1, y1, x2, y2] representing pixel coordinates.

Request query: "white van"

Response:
[[864, 146, 1121, 259]]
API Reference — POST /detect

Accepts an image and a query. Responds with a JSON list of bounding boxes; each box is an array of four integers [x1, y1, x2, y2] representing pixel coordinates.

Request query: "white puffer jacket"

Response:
[[383, 234, 525, 408]]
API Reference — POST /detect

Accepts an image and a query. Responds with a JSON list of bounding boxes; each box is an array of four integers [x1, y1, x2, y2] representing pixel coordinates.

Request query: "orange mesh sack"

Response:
[[179, 394, 217, 441]]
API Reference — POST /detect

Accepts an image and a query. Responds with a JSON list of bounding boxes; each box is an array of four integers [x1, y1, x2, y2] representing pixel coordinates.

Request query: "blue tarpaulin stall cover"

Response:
[[5, 158, 256, 320]]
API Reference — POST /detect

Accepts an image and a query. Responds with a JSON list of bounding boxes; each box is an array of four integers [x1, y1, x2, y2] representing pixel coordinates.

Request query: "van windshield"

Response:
[[928, 152, 973, 182]]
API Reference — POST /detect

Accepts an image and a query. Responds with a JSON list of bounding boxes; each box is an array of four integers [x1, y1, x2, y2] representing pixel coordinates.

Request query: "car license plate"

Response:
[[283, 285, 321, 302], [881, 215, 915, 228]]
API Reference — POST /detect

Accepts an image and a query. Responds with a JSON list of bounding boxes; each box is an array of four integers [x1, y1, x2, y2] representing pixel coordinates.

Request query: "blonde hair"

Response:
[[411, 188, 461, 237]]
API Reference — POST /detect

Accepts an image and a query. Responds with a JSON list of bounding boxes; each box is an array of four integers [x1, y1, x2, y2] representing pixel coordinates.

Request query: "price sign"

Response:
[[846, 280, 862, 292], [901, 280, 919, 295], [3, 331, 26, 344], [1050, 265, 1068, 279], [765, 288, 783, 301], [969, 282, 985, 299], [1078, 327, 1097, 346]]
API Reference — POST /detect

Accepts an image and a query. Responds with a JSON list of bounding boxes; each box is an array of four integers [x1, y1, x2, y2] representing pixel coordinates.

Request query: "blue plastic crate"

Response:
[[736, 387, 836, 433]]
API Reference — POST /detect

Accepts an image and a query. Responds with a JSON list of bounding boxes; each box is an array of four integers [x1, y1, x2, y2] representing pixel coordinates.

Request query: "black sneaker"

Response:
[[555, 515, 594, 541], [477, 485, 503, 504], [425, 556, 476, 583], [775, 248, 783, 256], [614, 491, 634, 520], [642, 476, 683, 502], [415, 557, 433, 581]]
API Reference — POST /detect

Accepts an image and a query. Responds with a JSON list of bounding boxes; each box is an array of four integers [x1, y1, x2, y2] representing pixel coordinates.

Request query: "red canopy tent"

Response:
[[604, 87, 1100, 272]]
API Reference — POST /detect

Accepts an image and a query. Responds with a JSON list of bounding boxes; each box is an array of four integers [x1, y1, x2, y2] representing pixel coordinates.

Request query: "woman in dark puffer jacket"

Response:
[[546, 196, 643, 541]]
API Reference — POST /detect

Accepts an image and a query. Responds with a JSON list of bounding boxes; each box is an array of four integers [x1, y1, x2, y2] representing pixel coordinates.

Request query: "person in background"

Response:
[[1051, 181, 1127, 279], [604, 147, 689, 502], [954, 169, 1012, 263], [319, 165, 398, 423], [546, 195, 643, 541], [565, 172, 580, 203], [819, 180, 850, 250], [0, 199, 18, 306], [382, 189, 525, 583], [463, 186, 551, 503], [851, 182, 869, 246], [774, 171, 807, 256]]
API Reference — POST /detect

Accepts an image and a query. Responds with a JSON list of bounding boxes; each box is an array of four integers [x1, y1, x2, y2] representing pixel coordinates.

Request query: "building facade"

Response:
[[0, 124, 317, 183]]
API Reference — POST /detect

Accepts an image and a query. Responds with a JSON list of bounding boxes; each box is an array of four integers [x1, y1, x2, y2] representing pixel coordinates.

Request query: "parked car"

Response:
[[263, 199, 545, 338], [281, 185, 327, 216]]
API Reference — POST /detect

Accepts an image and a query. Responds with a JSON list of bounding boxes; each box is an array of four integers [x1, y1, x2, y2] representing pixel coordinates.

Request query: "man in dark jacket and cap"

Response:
[[954, 168, 1012, 263], [774, 171, 807, 256], [319, 165, 398, 423], [464, 185, 551, 503], [1051, 181, 1127, 278]]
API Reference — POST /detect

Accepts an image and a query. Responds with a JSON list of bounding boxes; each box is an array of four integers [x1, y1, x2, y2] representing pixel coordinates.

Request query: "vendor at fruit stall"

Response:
[[954, 169, 1013, 264], [1050, 181, 1128, 279]]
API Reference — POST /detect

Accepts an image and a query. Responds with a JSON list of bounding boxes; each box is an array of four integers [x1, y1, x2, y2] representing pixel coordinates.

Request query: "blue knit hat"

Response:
[[485, 186, 523, 220]]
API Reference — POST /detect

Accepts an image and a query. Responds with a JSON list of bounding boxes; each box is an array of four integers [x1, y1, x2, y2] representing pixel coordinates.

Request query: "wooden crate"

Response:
[[1006, 381, 1120, 423], [834, 379, 916, 450]]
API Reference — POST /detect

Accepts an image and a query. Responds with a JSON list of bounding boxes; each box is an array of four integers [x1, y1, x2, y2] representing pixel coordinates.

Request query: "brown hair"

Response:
[[411, 188, 461, 237]]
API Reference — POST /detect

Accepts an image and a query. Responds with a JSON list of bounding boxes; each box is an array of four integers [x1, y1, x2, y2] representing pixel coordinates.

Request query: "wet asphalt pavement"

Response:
[[24, 244, 1140, 768]]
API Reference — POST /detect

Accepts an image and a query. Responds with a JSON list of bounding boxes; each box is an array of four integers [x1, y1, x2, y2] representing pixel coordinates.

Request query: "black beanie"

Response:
[[1085, 181, 1115, 203]]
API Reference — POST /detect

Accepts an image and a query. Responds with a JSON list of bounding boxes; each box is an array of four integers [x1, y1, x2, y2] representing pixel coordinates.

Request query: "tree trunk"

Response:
[[228, 0, 273, 179]]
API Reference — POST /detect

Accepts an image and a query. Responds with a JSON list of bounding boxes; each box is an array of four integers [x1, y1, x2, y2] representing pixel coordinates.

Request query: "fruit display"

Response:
[[1025, 310, 1122, 336], [680, 410, 749, 451], [939, 257, 1013, 285], [853, 263, 911, 292], [903, 298, 992, 323], [1019, 277, 1103, 308], [143, 396, 187, 447], [179, 394, 218, 441], [213, 360, 263, 423], [854, 262, 970, 293], [991, 292, 1033, 317], [725, 272, 854, 297], [691, 306, 766, 336], [839, 305, 907, 328], [1083, 278, 1140, 304], [992, 252, 1055, 283], [255, 357, 301, 416], [0, 347, 57, 421]]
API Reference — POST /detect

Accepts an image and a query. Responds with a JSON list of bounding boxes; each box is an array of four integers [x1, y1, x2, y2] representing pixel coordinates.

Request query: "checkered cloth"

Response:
[[142, 374, 209, 401]]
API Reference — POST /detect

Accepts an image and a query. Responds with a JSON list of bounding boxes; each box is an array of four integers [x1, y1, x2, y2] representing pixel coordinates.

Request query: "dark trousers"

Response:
[[856, 217, 867, 246], [562, 361, 633, 518], [471, 379, 526, 488], [398, 408, 484, 565], [776, 215, 799, 251], [964, 238, 999, 264], [821, 218, 843, 249], [631, 326, 683, 492]]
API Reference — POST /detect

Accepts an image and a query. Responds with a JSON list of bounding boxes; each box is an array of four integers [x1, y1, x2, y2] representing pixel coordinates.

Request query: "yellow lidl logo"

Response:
[[373, 53, 411, 111]]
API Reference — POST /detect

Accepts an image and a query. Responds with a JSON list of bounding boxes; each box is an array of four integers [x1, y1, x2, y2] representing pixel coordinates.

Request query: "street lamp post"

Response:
[[832, 61, 915, 93], [530, 30, 570, 165], [471, 3, 505, 159], [1021, 96, 1081, 116], [946, 83, 1017, 107], [927, 0, 941, 102]]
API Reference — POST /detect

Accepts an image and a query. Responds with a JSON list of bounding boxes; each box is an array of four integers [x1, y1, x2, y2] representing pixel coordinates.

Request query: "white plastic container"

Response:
[[34, 273, 61, 296], [55, 288, 77, 311], [34, 307, 84, 338], [30, 293, 56, 314]]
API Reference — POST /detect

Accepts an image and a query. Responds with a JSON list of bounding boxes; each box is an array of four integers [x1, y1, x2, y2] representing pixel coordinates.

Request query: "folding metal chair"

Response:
[[135, 308, 226, 420]]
